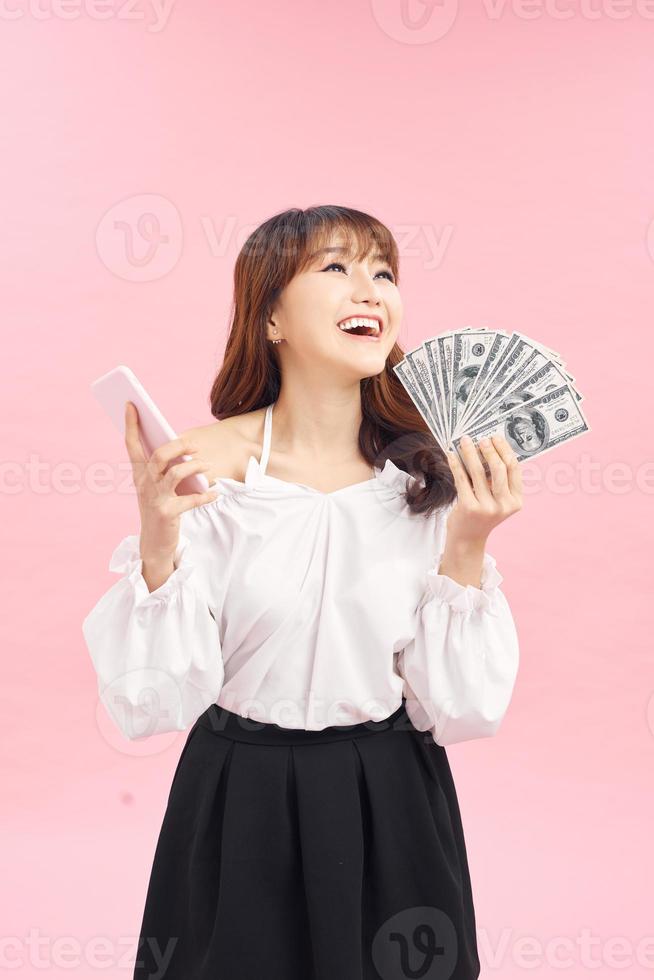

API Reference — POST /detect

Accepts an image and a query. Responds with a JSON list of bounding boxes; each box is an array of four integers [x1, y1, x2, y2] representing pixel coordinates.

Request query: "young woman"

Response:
[[83, 205, 522, 980]]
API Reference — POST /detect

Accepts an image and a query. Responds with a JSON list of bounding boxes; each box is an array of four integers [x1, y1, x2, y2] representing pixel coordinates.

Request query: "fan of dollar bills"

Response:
[[393, 327, 589, 476]]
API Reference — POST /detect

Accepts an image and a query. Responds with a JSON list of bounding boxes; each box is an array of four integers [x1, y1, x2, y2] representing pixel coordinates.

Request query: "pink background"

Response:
[[2, 2, 653, 977]]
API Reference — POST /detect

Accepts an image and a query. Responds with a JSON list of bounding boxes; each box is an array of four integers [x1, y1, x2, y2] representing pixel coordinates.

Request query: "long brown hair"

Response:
[[209, 205, 455, 518]]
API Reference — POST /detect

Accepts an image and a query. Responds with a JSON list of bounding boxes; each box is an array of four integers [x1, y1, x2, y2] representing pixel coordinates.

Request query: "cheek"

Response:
[[288, 320, 340, 357], [387, 299, 403, 336], [387, 288, 402, 317], [285, 286, 337, 338]]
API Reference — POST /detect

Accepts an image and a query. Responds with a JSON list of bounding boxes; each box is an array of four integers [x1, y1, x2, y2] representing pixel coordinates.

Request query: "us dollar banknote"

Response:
[[392, 327, 589, 471], [451, 383, 590, 477]]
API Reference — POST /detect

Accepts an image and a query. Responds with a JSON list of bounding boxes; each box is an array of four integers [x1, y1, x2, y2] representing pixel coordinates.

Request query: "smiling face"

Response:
[[267, 231, 403, 383]]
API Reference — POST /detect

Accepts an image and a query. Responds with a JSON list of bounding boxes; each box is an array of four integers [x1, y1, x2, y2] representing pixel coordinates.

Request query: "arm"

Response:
[[398, 545, 520, 746], [82, 525, 224, 741], [399, 432, 523, 746]]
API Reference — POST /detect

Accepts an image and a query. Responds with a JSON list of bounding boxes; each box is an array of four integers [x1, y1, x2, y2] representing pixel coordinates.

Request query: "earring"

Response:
[[271, 329, 282, 345]]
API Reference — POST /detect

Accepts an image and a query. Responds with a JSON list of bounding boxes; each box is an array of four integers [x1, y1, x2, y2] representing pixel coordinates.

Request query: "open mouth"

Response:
[[336, 316, 383, 342]]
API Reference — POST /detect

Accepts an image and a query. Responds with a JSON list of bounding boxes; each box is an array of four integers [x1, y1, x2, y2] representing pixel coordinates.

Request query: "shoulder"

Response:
[[179, 407, 267, 485]]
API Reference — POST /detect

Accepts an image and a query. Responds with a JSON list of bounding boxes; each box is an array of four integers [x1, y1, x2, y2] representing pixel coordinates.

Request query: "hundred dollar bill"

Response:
[[435, 332, 455, 445], [392, 359, 444, 449], [448, 329, 500, 442], [423, 329, 480, 446], [464, 356, 583, 433], [457, 330, 574, 435], [403, 342, 447, 447], [422, 336, 449, 443], [463, 335, 580, 429], [460, 326, 562, 361], [451, 383, 590, 478], [455, 330, 514, 433]]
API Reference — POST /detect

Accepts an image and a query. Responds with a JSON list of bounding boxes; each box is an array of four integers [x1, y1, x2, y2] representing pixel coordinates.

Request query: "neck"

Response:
[[271, 389, 366, 465]]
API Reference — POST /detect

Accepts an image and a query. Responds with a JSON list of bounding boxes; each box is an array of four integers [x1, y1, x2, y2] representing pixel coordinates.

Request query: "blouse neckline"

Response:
[[206, 402, 416, 499]]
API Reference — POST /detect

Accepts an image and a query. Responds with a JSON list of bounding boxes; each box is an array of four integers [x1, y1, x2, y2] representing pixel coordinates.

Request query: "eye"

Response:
[[323, 261, 395, 282]]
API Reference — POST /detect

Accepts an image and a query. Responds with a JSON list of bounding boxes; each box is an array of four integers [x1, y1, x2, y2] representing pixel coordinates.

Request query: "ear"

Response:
[[266, 306, 282, 341]]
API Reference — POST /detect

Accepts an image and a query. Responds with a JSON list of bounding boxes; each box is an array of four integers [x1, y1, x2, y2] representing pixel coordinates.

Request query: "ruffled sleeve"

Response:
[[398, 509, 520, 747], [82, 515, 224, 741]]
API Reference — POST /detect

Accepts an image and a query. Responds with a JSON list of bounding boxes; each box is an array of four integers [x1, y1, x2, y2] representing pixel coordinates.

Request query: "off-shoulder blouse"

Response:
[[82, 401, 520, 744]]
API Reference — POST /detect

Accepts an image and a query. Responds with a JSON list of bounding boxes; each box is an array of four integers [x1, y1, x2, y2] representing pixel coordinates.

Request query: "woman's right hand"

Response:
[[124, 401, 219, 563]]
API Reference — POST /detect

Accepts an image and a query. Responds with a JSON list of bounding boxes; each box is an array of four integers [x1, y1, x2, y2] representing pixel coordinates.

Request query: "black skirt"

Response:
[[133, 698, 481, 980]]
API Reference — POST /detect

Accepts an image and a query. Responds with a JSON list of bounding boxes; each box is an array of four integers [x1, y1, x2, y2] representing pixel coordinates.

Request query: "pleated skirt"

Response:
[[132, 698, 481, 980]]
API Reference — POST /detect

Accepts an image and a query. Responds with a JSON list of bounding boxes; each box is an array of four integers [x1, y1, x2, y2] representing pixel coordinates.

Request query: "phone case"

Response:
[[90, 365, 210, 496]]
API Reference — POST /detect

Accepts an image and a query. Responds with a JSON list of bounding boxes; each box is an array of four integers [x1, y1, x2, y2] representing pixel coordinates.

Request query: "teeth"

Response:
[[338, 317, 381, 334]]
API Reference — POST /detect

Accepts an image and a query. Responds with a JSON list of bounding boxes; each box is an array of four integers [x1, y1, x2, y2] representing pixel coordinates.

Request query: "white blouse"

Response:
[[82, 401, 520, 745]]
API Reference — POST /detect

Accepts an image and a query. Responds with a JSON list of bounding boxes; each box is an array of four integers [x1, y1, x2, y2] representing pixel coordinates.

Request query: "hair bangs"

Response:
[[296, 208, 400, 284]]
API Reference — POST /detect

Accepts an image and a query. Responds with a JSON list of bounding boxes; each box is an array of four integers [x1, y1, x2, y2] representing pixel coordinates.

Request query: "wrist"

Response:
[[441, 535, 487, 560], [140, 554, 177, 594], [139, 536, 178, 567], [140, 552, 177, 577], [141, 553, 176, 567], [438, 536, 487, 590]]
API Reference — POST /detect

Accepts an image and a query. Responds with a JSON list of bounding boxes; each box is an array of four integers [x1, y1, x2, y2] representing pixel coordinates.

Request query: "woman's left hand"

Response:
[[445, 433, 523, 548]]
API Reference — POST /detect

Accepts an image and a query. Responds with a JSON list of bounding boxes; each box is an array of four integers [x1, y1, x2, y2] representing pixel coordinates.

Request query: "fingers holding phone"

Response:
[[124, 401, 219, 563]]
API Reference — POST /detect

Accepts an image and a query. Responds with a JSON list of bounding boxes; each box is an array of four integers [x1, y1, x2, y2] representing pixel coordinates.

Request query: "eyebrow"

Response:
[[308, 245, 387, 263]]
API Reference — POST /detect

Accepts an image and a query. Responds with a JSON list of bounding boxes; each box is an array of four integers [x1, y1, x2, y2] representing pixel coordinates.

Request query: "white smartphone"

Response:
[[90, 365, 210, 496]]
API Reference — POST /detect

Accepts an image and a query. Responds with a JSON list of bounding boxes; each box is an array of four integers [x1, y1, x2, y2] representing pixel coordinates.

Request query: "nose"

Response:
[[349, 268, 383, 307]]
